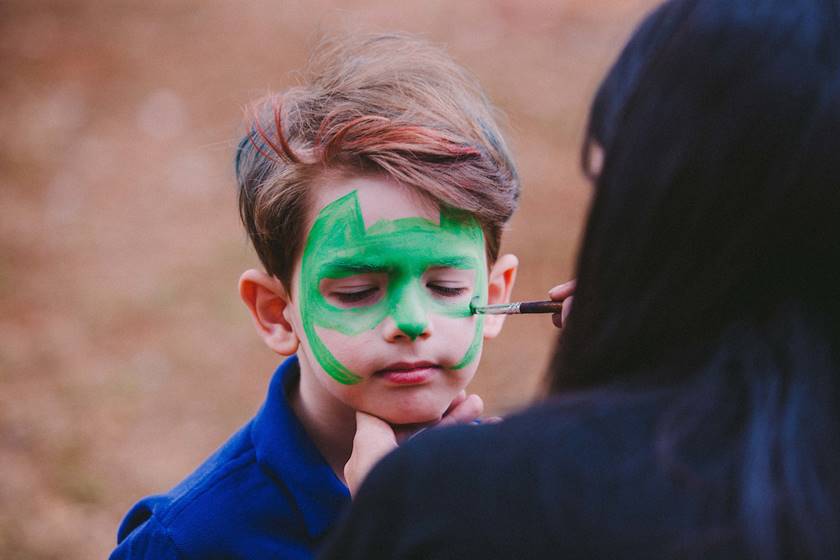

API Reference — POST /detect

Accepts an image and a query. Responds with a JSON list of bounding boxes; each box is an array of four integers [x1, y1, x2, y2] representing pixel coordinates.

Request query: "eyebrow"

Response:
[[426, 256, 474, 269], [320, 261, 390, 276], [320, 255, 476, 277]]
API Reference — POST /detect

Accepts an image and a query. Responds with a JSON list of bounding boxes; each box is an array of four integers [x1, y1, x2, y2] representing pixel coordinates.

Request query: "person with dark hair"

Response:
[[318, 1, 840, 558]]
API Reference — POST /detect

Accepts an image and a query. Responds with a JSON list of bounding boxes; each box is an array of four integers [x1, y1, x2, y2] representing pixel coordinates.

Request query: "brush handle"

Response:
[[516, 300, 565, 314], [473, 300, 564, 315]]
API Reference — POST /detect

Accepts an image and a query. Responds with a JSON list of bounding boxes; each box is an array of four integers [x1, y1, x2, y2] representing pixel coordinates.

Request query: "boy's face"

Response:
[[287, 175, 489, 425]]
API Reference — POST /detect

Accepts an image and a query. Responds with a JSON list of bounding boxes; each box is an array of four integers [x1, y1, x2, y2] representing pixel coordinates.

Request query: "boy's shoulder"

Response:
[[110, 357, 350, 560], [112, 424, 266, 558]]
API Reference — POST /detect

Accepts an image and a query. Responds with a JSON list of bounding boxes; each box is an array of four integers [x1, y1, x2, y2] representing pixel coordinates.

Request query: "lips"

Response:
[[375, 361, 441, 385]]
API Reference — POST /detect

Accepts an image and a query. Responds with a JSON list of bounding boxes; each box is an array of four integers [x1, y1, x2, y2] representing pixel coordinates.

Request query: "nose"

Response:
[[383, 284, 431, 341]]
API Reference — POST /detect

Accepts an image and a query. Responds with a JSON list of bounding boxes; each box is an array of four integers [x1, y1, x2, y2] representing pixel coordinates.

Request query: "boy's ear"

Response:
[[239, 269, 299, 356], [483, 254, 518, 339]]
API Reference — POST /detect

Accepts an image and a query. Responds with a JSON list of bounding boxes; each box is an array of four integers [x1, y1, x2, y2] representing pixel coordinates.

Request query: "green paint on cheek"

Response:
[[299, 190, 488, 384]]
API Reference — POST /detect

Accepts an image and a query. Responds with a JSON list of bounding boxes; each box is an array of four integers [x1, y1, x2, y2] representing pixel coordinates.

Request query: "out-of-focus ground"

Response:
[[0, 1, 657, 557]]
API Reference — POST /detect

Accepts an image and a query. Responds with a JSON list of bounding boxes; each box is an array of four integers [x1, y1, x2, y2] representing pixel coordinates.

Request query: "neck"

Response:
[[289, 356, 356, 484]]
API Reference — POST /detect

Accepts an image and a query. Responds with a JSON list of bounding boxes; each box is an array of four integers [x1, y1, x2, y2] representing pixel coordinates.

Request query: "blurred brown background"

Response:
[[0, 1, 657, 558]]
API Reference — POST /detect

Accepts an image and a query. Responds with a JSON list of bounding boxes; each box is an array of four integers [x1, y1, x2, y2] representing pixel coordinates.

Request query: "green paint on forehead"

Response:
[[299, 190, 488, 384]]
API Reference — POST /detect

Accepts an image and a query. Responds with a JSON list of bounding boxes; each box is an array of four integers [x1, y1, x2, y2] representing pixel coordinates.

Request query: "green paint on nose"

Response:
[[395, 318, 427, 340], [391, 281, 428, 340]]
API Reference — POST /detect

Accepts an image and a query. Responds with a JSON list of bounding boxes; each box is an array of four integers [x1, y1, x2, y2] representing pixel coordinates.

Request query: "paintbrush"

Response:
[[470, 297, 564, 315]]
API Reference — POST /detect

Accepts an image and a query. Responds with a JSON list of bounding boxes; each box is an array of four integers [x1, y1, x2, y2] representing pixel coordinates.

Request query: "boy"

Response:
[[111, 33, 519, 559]]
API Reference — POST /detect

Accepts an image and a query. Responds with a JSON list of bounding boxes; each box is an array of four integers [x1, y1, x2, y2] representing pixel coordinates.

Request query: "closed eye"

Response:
[[332, 287, 380, 304], [427, 283, 469, 297]]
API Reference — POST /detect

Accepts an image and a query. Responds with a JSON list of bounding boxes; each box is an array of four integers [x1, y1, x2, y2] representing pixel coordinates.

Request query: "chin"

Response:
[[376, 403, 448, 426]]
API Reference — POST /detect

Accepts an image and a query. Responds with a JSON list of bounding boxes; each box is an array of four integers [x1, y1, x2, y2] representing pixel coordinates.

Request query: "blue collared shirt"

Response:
[[111, 356, 350, 559]]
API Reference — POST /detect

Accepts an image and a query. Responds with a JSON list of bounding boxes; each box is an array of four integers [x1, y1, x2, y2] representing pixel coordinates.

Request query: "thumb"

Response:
[[354, 411, 397, 451], [345, 411, 398, 496]]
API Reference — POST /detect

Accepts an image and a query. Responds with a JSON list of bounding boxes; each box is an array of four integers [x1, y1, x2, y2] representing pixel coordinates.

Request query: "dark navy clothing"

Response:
[[111, 356, 350, 560], [319, 395, 746, 560]]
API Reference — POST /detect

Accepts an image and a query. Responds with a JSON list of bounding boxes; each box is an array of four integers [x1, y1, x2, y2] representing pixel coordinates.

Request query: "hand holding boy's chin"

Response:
[[345, 391, 485, 496], [385, 393, 478, 441]]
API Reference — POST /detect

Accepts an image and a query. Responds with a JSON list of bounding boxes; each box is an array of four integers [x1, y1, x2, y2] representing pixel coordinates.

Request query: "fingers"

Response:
[[438, 394, 484, 427], [552, 295, 574, 328], [345, 393, 493, 496], [549, 279, 576, 328], [548, 279, 576, 301], [443, 390, 467, 416], [561, 295, 573, 325], [354, 411, 397, 446], [345, 411, 398, 496]]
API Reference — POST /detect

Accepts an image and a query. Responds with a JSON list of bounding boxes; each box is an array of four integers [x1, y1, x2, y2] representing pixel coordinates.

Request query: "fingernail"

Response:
[[548, 281, 571, 297], [407, 427, 428, 442]]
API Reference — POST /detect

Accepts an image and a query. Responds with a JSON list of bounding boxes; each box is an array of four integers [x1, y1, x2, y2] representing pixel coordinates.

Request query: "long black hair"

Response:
[[552, 0, 840, 557]]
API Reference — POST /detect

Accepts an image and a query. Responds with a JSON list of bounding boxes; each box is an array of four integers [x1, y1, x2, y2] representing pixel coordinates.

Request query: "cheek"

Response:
[[433, 314, 481, 356], [313, 325, 377, 370]]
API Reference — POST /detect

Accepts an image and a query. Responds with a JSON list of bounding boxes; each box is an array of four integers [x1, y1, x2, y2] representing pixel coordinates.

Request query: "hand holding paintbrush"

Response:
[[470, 279, 575, 328]]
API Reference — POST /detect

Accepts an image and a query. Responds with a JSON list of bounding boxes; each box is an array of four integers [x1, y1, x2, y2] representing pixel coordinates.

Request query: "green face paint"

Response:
[[299, 190, 488, 384]]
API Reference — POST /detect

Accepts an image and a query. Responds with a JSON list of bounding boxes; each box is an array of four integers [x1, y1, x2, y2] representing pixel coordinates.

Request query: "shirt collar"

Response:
[[252, 355, 351, 539]]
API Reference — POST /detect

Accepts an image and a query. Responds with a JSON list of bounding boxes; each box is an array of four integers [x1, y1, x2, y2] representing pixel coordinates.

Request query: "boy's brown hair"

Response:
[[235, 32, 520, 292]]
